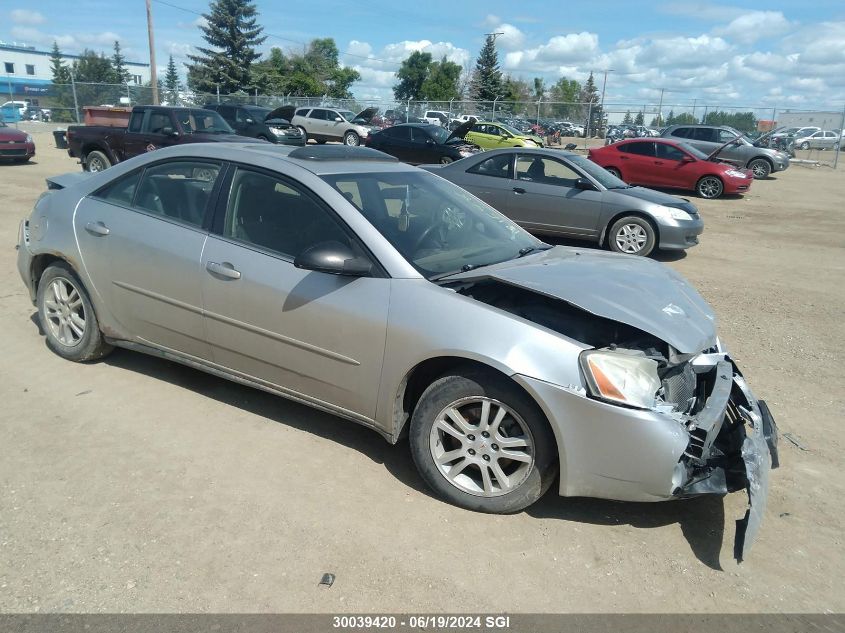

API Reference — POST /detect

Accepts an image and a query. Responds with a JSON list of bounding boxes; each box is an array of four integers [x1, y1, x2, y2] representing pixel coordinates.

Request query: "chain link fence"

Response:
[[29, 81, 845, 168]]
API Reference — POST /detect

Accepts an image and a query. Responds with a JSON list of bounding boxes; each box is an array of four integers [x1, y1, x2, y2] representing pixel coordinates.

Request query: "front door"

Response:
[[200, 166, 390, 419], [509, 154, 603, 236], [652, 142, 698, 189], [72, 159, 223, 359], [123, 109, 181, 159]]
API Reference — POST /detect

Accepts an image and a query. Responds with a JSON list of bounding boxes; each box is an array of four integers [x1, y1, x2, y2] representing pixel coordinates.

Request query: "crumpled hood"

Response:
[[448, 246, 717, 353]]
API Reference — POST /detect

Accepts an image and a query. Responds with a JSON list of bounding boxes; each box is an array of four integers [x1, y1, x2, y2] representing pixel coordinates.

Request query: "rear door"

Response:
[[451, 153, 515, 213], [123, 109, 181, 159], [617, 141, 657, 185], [73, 158, 224, 359], [510, 154, 602, 236], [199, 166, 390, 419]]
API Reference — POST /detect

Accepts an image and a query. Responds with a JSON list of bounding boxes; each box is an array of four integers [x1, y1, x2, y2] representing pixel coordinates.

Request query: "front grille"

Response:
[[0, 148, 27, 156], [663, 362, 697, 409]]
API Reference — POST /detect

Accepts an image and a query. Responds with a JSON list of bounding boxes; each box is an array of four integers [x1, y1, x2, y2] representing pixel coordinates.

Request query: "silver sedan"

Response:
[[423, 148, 703, 257], [16, 143, 777, 559]]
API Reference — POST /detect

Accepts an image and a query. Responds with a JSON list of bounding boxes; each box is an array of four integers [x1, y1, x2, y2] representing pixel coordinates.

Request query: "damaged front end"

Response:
[[452, 278, 779, 561]]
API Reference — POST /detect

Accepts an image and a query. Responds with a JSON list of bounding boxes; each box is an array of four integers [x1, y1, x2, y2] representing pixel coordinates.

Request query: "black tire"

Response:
[[696, 175, 724, 199], [85, 150, 111, 172], [748, 158, 771, 179], [439, 156, 453, 165], [800, 141, 809, 150], [343, 131, 360, 146], [36, 262, 112, 362], [409, 372, 558, 514], [316, 139, 327, 144], [607, 215, 657, 256], [257, 134, 270, 142], [605, 166, 623, 179]]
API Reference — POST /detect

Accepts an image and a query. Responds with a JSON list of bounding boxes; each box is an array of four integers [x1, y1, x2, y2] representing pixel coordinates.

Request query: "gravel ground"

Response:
[[0, 123, 843, 613]]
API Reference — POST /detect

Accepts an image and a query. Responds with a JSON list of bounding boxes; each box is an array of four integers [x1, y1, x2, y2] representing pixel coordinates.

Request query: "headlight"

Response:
[[580, 350, 661, 409], [25, 134, 33, 143], [522, 139, 536, 146], [458, 150, 474, 157], [654, 205, 692, 220], [725, 169, 747, 178]]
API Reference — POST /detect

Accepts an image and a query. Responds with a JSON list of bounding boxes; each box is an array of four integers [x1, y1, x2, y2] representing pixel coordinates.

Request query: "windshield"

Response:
[[428, 126, 453, 144], [677, 142, 709, 159], [567, 154, 629, 189], [497, 123, 524, 136], [321, 171, 543, 279], [179, 109, 234, 134], [245, 106, 271, 120]]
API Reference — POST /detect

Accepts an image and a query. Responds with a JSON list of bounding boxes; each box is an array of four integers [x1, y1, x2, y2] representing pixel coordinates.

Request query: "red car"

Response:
[[589, 138, 752, 199], [0, 120, 35, 163]]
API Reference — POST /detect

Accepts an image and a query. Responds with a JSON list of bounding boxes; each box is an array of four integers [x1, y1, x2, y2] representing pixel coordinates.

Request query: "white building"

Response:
[[778, 110, 845, 132], [0, 42, 151, 107]]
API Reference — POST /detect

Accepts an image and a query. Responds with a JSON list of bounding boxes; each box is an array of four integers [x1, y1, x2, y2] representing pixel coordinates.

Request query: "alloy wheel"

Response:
[[615, 223, 648, 254], [43, 277, 86, 347], [88, 156, 106, 172], [429, 396, 534, 497], [698, 176, 723, 199]]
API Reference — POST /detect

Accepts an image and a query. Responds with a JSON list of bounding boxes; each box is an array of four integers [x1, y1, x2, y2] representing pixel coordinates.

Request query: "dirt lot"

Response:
[[1, 123, 843, 613]]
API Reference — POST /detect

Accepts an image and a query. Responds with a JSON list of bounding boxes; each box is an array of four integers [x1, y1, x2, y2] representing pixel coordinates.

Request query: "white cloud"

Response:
[[714, 11, 791, 44], [10, 9, 45, 25], [10, 26, 122, 53], [504, 32, 599, 72]]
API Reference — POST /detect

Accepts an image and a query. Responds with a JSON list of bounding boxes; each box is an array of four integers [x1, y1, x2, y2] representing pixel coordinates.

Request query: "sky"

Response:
[[3, 0, 845, 111]]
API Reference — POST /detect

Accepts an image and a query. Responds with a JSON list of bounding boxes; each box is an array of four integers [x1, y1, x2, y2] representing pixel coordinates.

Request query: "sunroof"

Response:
[[287, 146, 398, 162]]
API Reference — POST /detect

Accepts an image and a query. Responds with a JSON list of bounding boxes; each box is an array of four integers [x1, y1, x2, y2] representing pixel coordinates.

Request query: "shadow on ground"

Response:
[[30, 312, 727, 570], [542, 235, 688, 262]]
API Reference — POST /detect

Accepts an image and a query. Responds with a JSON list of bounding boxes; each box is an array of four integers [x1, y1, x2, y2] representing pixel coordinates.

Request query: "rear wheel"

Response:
[[696, 175, 724, 199], [800, 141, 810, 150], [439, 156, 453, 165], [409, 372, 557, 514], [85, 150, 111, 172], [607, 215, 656, 256], [36, 263, 112, 362], [748, 158, 771, 179], [605, 166, 622, 179]]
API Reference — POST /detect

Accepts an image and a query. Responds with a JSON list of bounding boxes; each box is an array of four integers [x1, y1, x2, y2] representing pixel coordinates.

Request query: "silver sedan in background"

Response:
[[423, 148, 703, 257], [17, 143, 777, 559]]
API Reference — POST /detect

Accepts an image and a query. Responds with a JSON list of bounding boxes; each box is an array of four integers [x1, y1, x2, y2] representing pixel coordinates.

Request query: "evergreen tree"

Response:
[[533, 77, 545, 100], [634, 111, 645, 126], [187, 0, 266, 94], [393, 51, 432, 101], [164, 55, 181, 105], [622, 110, 633, 124], [110, 41, 131, 84], [420, 56, 461, 102], [73, 50, 114, 82], [470, 34, 503, 102], [49, 41, 71, 84], [579, 72, 600, 134]]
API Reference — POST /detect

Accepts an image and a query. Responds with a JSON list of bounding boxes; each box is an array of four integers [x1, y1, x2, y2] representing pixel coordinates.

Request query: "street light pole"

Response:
[[146, 0, 159, 105], [599, 69, 613, 133], [657, 88, 665, 127]]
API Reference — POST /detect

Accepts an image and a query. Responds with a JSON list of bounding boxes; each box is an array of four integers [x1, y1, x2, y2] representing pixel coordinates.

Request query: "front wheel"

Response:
[[343, 131, 360, 146], [439, 156, 453, 165], [800, 141, 810, 150], [409, 372, 558, 514], [696, 175, 724, 199], [748, 158, 771, 179], [607, 215, 656, 256], [85, 150, 111, 172], [36, 262, 112, 362]]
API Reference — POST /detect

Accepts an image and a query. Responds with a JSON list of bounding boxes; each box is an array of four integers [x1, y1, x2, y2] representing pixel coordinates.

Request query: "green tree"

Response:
[[187, 0, 266, 94], [470, 34, 503, 102], [49, 41, 74, 121], [502, 76, 531, 109], [579, 72, 600, 134], [420, 56, 461, 102], [72, 49, 114, 82], [49, 41, 71, 84], [164, 55, 181, 105], [393, 51, 432, 101], [634, 111, 645, 126], [650, 114, 663, 127], [702, 110, 757, 133], [667, 111, 697, 125], [110, 41, 131, 84], [548, 77, 581, 119], [622, 110, 632, 124], [533, 77, 545, 100]]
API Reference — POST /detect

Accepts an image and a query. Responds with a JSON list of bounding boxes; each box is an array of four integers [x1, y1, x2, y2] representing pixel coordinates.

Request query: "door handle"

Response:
[[513, 187, 526, 194], [206, 261, 241, 279], [620, 155, 630, 160], [85, 221, 110, 236], [654, 160, 664, 165]]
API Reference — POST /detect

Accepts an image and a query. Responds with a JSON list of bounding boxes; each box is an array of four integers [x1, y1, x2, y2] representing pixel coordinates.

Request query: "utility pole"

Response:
[[599, 69, 613, 133], [146, 0, 159, 105], [657, 88, 665, 127]]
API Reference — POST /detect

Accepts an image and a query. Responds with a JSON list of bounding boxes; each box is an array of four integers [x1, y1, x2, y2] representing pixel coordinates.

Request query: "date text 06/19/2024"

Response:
[[332, 615, 512, 629]]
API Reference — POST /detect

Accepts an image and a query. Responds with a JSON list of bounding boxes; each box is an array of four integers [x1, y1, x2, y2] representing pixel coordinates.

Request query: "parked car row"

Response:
[[0, 119, 36, 163]]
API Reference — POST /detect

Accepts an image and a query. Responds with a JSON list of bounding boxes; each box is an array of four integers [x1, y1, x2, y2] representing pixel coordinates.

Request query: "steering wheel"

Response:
[[412, 221, 443, 253], [411, 206, 466, 253]]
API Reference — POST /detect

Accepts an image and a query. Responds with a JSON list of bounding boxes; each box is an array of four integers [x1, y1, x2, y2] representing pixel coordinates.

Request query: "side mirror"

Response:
[[335, 116, 344, 122], [425, 138, 435, 146], [161, 126, 178, 137], [681, 155, 695, 163], [245, 118, 255, 124], [294, 241, 372, 277], [575, 177, 596, 191]]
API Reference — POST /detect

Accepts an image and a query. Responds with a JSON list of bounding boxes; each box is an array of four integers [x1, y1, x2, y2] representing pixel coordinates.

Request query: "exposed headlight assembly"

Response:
[[580, 349, 661, 409]]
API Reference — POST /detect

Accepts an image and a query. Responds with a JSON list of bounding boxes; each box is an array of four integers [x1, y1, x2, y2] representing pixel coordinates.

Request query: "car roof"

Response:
[[131, 142, 418, 176]]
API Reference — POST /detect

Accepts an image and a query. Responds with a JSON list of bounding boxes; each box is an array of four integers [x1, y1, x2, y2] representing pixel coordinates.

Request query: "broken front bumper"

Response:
[[515, 354, 778, 561]]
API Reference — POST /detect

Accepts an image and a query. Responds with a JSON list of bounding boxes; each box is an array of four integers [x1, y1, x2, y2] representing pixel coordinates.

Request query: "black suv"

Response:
[[204, 104, 305, 146]]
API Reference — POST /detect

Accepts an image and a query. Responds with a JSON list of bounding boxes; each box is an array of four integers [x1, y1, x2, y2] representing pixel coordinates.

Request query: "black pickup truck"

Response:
[[67, 105, 262, 171]]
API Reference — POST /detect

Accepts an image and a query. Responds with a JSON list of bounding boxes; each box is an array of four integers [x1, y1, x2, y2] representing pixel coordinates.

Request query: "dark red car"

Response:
[[0, 120, 35, 163], [588, 138, 752, 199]]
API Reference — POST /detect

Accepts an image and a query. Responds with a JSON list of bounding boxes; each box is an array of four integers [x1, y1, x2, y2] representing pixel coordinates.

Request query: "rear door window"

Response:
[[467, 154, 512, 178], [619, 141, 656, 156], [92, 169, 142, 207], [133, 160, 222, 228]]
